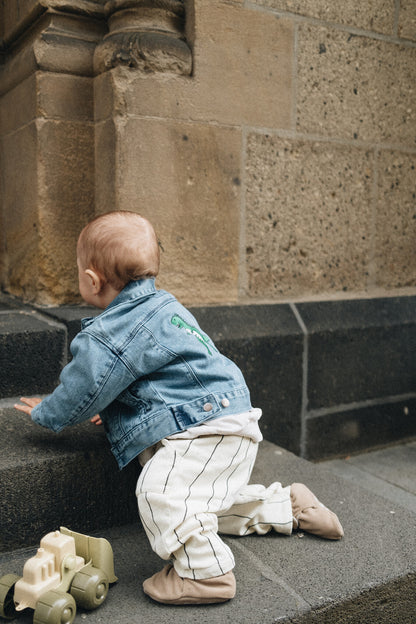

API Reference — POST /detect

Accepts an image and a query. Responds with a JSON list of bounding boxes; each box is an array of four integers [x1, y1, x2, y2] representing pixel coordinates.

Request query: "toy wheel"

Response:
[[0, 574, 20, 620], [70, 566, 109, 610], [33, 590, 76, 624]]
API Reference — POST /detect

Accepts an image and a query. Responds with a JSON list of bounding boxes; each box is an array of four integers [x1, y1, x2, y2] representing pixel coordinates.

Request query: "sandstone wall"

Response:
[[0, 0, 415, 305]]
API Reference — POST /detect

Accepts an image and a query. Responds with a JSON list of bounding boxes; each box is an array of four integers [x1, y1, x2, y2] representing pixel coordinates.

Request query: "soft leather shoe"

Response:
[[143, 564, 236, 604], [291, 483, 344, 540]]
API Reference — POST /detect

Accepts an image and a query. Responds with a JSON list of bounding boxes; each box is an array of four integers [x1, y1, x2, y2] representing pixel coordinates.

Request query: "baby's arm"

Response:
[[16, 398, 103, 426], [14, 331, 134, 432]]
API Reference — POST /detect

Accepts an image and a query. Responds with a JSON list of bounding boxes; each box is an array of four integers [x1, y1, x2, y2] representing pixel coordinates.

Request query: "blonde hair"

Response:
[[77, 211, 160, 290]]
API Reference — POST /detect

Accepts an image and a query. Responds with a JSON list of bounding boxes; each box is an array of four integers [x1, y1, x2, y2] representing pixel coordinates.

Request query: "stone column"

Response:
[[0, 1, 106, 304], [0, 0, 193, 304]]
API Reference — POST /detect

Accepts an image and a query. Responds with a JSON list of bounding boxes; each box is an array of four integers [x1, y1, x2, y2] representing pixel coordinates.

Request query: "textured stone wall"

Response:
[[0, 0, 415, 305], [242, 1, 416, 302]]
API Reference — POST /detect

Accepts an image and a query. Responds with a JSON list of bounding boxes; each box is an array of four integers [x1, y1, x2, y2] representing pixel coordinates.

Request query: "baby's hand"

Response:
[[90, 414, 103, 426], [14, 397, 42, 416]]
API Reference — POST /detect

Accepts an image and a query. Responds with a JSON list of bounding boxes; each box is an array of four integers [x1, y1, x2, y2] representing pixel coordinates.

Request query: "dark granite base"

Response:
[[190, 304, 304, 455], [1, 293, 415, 460], [0, 310, 66, 396], [305, 397, 416, 460]]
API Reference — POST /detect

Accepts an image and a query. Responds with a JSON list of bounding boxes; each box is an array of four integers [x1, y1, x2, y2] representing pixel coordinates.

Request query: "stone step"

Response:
[[0, 438, 414, 623], [0, 404, 139, 552], [0, 298, 67, 399]]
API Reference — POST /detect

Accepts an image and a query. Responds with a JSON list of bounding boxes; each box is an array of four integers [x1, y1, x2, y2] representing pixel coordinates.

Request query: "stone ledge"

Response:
[[305, 398, 416, 460], [0, 406, 139, 552], [0, 306, 66, 398], [296, 295, 416, 458], [1, 293, 415, 460]]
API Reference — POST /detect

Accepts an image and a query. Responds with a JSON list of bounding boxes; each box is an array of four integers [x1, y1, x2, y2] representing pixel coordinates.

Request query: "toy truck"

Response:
[[0, 527, 117, 624]]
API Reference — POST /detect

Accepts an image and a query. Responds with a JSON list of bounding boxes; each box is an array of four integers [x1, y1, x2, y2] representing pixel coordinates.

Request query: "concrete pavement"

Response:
[[1, 439, 415, 624]]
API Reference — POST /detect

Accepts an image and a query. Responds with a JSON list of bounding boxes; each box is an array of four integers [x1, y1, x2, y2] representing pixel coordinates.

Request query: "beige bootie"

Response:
[[143, 564, 236, 605], [291, 483, 344, 540]]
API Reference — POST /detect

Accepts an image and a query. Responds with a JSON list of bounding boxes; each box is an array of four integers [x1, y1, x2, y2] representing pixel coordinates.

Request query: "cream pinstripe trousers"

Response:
[[136, 435, 293, 580]]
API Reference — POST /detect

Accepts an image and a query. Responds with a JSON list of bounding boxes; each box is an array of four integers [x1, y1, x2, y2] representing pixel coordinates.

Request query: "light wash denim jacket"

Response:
[[32, 279, 252, 468]]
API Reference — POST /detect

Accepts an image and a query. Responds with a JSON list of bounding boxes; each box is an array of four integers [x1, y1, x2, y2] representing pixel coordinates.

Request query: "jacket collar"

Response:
[[81, 279, 157, 328], [106, 278, 157, 309]]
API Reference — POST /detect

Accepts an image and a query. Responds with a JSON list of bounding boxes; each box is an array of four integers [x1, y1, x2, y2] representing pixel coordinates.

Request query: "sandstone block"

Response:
[[94, 118, 117, 214], [374, 150, 416, 289], [0, 0, 41, 40], [3, 118, 95, 303], [297, 24, 416, 145], [0, 75, 37, 135], [191, 2, 293, 127], [0, 69, 93, 130], [1, 122, 39, 300], [398, 0, 416, 41], [113, 1, 293, 128], [37, 120, 95, 303], [104, 118, 242, 304], [94, 70, 125, 122], [245, 134, 374, 298], [252, 0, 396, 35], [37, 73, 93, 121]]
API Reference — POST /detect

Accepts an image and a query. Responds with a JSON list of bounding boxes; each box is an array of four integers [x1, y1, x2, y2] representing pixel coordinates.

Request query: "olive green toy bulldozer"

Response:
[[0, 527, 117, 624]]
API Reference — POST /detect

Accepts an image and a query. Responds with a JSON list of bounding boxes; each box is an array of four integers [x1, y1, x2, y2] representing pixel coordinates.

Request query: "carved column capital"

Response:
[[94, 0, 192, 75]]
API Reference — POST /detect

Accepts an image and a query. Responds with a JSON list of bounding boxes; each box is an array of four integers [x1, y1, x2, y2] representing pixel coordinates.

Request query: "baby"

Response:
[[16, 211, 343, 605]]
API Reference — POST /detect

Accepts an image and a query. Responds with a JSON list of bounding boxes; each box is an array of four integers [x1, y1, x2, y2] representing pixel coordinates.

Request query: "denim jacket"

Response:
[[32, 279, 252, 468]]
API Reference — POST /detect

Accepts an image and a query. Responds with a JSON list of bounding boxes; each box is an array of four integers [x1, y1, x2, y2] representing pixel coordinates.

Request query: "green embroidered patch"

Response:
[[171, 314, 217, 356]]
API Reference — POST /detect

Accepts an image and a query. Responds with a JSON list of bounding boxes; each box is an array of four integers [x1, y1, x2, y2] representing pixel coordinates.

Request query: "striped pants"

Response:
[[136, 435, 293, 580]]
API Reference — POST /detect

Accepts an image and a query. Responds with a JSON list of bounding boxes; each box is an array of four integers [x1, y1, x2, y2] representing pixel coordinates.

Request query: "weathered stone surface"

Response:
[[0, 232, 4, 289], [374, 150, 416, 289], [0, 74, 37, 136], [101, 118, 242, 304], [33, 14, 102, 76], [245, 134, 373, 298], [297, 24, 416, 145], [1, 67, 92, 144], [37, 119, 94, 303], [252, 0, 396, 35], [0, 0, 104, 43], [1, 0, 416, 309], [0, 12, 104, 97], [94, 0, 191, 75], [94, 31, 192, 75], [191, 2, 293, 127], [398, 0, 416, 41], [1, 122, 40, 300], [1, 117, 94, 303], [113, 2, 293, 128], [94, 118, 117, 214], [0, 0, 45, 42], [93, 70, 121, 122], [37, 73, 94, 121]]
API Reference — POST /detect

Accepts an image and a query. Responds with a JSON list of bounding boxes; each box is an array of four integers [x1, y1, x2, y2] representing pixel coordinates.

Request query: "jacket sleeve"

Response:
[[31, 330, 134, 432]]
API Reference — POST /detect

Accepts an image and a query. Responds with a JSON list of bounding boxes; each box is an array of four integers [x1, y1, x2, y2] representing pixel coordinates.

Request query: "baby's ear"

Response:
[[85, 268, 103, 294]]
